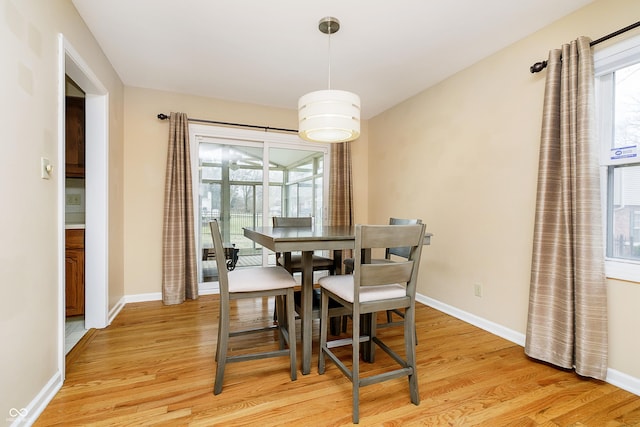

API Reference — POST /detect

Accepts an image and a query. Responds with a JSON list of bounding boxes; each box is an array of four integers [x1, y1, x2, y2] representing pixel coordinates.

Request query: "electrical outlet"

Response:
[[474, 283, 483, 298]]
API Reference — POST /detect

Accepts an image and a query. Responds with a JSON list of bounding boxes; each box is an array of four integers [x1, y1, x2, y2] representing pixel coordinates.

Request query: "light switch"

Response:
[[41, 157, 52, 179]]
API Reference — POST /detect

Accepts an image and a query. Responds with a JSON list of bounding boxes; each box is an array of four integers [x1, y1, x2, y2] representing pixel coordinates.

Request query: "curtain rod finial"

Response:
[[530, 60, 548, 73], [157, 113, 169, 120]]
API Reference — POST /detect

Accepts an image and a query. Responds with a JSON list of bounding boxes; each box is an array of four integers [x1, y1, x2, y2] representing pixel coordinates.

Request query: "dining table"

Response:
[[243, 224, 432, 375], [243, 225, 355, 374]]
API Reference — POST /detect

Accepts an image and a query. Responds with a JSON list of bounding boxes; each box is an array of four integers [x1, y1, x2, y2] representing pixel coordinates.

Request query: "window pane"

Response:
[[289, 163, 313, 181], [614, 62, 640, 149], [315, 177, 323, 226], [269, 169, 283, 183], [269, 185, 282, 218], [286, 184, 298, 217], [609, 164, 640, 261], [230, 166, 262, 182], [201, 165, 221, 180], [298, 181, 313, 217]]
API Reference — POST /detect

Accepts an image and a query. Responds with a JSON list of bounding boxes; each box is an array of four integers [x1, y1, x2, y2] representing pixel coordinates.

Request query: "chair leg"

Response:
[[382, 309, 418, 345], [318, 290, 329, 374], [215, 305, 222, 362], [214, 307, 230, 395], [275, 295, 286, 350], [352, 309, 360, 424], [286, 289, 297, 381], [404, 306, 419, 405]]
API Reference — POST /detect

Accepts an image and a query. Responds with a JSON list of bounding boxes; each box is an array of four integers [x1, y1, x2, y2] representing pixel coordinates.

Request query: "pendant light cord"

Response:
[[327, 21, 332, 90]]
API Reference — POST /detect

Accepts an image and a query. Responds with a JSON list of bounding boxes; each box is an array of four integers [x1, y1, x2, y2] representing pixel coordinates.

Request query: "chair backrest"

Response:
[[386, 218, 422, 259], [354, 223, 425, 299], [209, 220, 230, 299], [272, 216, 313, 227]]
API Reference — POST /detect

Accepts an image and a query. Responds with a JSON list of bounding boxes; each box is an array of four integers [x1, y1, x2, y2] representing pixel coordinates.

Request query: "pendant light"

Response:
[[298, 17, 361, 143]]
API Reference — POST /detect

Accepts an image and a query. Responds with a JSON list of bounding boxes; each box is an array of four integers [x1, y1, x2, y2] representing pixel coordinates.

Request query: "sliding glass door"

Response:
[[190, 125, 328, 283], [268, 147, 325, 224]]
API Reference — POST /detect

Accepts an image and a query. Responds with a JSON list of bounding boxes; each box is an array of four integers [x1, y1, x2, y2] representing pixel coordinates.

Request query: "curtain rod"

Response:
[[529, 21, 640, 73], [156, 113, 298, 134]]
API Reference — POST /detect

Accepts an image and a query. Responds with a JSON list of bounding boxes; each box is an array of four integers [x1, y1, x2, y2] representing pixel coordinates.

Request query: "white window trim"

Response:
[[595, 34, 640, 283]]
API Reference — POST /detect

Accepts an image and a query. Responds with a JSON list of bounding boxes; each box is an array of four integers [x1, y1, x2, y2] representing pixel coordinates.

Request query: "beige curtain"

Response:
[[328, 142, 353, 227], [328, 142, 353, 263], [525, 37, 608, 380], [162, 112, 198, 305]]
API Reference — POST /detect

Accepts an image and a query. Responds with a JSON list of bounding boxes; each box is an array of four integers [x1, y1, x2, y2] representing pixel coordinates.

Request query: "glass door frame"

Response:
[[189, 123, 330, 284]]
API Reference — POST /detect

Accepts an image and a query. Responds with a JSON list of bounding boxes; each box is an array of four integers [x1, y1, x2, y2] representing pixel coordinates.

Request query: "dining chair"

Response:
[[210, 220, 297, 395], [344, 217, 422, 336], [318, 223, 425, 424]]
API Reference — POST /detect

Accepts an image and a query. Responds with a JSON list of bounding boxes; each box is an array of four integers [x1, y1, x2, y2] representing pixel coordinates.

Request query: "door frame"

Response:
[[57, 35, 110, 377]]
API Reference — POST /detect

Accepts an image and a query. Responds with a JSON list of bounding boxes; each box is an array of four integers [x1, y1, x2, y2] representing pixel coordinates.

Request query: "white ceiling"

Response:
[[72, 0, 594, 119]]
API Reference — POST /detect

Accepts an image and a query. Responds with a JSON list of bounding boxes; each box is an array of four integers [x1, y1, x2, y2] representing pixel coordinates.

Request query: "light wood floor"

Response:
[[36, 295, 640, 426]]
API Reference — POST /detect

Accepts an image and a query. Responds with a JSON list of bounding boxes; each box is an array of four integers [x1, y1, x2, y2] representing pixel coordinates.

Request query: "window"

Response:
[[595, 34, 640, 281]]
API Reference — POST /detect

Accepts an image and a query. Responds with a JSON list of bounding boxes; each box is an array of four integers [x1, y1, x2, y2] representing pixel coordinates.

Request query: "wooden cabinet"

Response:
[[65, 229, 85, 317], [65, 96, 85, 178]]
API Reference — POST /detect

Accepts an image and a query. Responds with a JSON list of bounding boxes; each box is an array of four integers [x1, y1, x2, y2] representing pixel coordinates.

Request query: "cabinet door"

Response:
[[65, 96, 85, 178], [65, 248, 85, 316], [65, 229, 85, 317]]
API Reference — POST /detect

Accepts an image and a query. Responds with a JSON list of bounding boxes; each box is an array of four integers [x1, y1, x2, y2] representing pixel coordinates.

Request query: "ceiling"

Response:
[[72, 0, 594, 120]]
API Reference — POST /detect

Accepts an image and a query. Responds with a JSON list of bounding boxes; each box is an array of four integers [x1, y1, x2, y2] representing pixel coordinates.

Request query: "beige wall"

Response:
[[368, 0, 640, 380], [122, 87, 369, 296], [0, 0, 124, 420]]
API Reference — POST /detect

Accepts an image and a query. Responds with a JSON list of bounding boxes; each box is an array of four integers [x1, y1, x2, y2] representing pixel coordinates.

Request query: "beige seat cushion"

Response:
[[318, 274, 406, 303], [229, 266, 296, 293]]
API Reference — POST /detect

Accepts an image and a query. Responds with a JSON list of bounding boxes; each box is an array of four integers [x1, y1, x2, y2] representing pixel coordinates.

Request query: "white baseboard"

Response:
[[417, 293, 526, 346], [124, 292, 162, 303], [12, 371, 63, 427], [108, 297, 126, 324], [606, 368, 640, 397], [416, 293, 639, 397], [123, 283, 220, 304]]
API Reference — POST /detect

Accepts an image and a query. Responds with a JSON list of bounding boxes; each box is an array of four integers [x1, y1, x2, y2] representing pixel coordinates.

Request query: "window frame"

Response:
[[595, 34, 640, 282]]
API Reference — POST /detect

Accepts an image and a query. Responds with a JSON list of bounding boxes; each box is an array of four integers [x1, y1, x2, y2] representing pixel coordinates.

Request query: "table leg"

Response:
[[360, 249, 373, 362], [333, 249, 343, 275], [361, 313, 375, 362], [301, 250, 314, 375]]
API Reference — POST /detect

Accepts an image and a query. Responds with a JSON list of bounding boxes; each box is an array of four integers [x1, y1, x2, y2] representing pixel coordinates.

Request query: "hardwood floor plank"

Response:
[[35, 295, 640, 426]]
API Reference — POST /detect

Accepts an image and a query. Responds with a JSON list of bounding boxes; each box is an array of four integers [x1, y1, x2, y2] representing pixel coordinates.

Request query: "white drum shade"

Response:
[[298, 89, 361, 143]]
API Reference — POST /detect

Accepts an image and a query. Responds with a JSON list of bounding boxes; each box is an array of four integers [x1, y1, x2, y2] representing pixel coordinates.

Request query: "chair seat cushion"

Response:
[[278, 254, 334, 269], [229, 266, 296, 293], [318, 274, 406, 303]]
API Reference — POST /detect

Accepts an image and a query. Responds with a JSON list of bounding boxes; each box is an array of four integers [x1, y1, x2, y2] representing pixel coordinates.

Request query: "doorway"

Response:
[[64, 76, 86, 353], [59, 35, 109, 375]]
